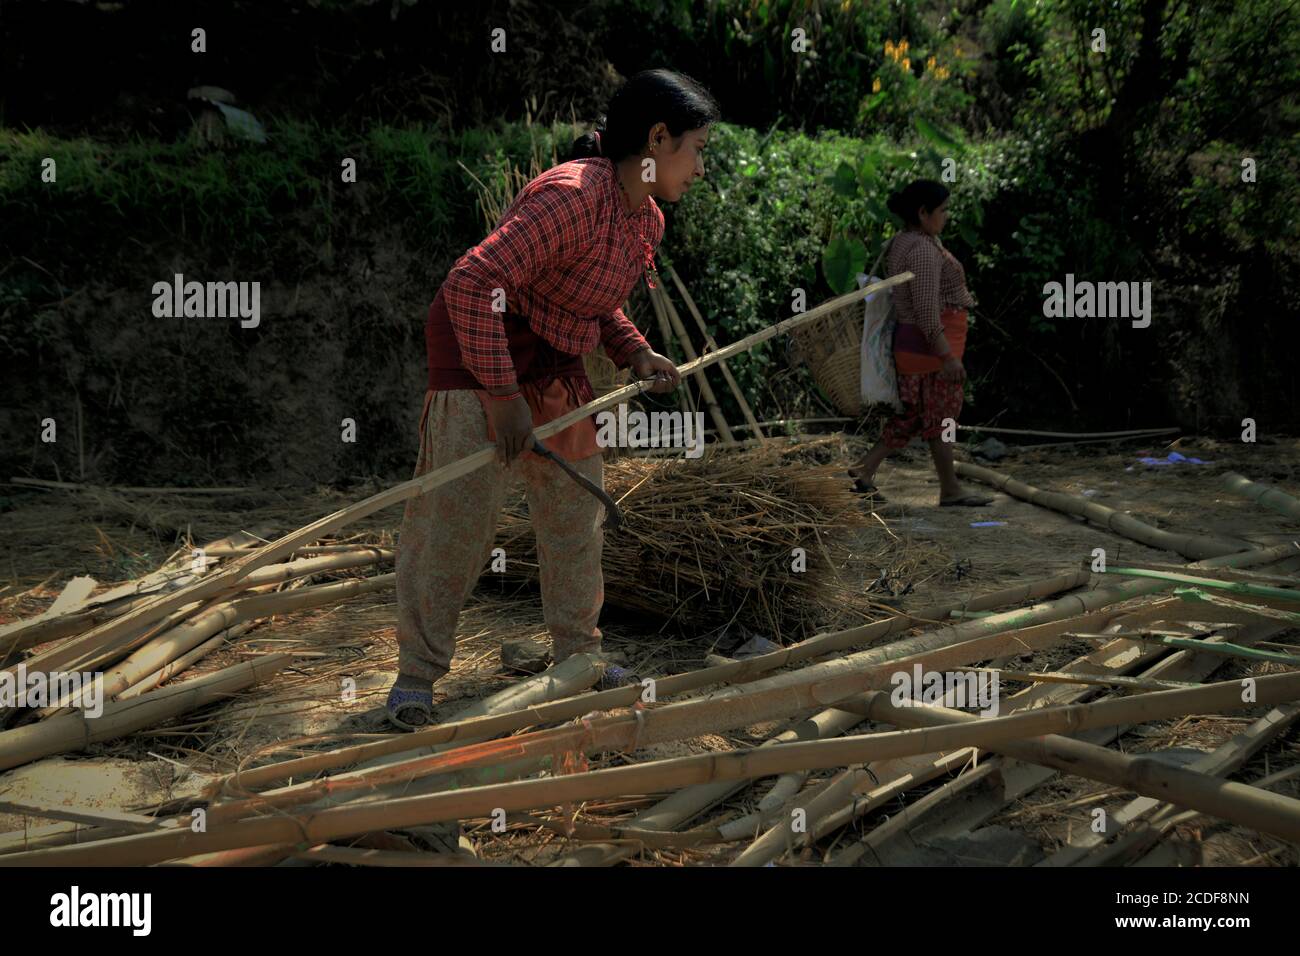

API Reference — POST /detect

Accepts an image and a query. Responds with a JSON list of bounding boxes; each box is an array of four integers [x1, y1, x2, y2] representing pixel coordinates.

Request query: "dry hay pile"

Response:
[[493, 438, 874, 640]]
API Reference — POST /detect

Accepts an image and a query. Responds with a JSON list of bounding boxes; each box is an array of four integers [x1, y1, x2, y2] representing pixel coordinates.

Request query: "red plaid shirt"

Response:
[[440, 157, 660, 389]]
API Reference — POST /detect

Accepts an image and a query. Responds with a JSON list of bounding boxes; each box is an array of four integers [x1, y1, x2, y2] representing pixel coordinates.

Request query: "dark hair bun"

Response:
[[886, 190, 906, 218]]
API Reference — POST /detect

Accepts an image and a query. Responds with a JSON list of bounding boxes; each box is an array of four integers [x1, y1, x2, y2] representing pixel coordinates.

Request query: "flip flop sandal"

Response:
[[386, 685, 434, 730], [940, 493, 995, 507], [848, 475, 888, 501]]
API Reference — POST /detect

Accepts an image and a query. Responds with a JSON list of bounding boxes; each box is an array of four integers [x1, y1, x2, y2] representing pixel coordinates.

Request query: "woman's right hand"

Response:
[[485, 391, 534, 465], [940, 355, 966, 382]]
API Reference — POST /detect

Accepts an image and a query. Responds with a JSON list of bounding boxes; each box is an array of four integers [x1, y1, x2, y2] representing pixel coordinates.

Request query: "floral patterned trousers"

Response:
[[394, 389, 605, 683]]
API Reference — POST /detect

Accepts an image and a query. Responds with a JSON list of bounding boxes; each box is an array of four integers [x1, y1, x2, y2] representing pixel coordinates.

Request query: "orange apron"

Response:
[[894, 308, 968, 376]]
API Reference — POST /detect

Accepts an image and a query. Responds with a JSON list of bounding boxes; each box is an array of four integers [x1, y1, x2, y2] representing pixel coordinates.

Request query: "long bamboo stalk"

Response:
[[957, 426, 1179, 440], [1222, 472, 1300, 522], [646, 283, 693, 418], [11, 670, 1300, 867], [656, 283, 736, 443], [1041, 703, 1300, 866], [4, 276, 916, 691], [666, 267, 766, 441], [955, 461, 1251, 559]]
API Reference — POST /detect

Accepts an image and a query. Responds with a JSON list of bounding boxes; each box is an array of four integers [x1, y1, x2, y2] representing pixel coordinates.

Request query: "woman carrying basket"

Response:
[[849, 179, 993, 507], [387, 70, 718, 729]]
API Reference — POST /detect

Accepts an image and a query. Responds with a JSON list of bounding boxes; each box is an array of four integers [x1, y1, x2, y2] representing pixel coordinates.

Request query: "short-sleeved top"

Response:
[[886, 230, 975, 355], [438, 157, 660, 389]]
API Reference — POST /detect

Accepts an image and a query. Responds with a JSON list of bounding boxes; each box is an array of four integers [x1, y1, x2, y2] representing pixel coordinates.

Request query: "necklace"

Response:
[[615, 165, 659, 289]]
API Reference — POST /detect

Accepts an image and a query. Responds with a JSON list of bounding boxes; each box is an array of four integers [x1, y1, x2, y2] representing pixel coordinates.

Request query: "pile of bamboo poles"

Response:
[[4, 459, 1298, 866]]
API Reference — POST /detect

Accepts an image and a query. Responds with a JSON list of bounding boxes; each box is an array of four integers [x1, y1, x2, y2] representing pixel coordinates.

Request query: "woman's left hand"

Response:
[[631, 349, 681, 394]]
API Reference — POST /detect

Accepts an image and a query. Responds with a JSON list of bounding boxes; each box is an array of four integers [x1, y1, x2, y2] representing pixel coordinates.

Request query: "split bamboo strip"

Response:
[[1104, 566, 1300, 603], [955, 461, 1251, 559], [2, 275, 915, 692], [0, 802, 171, 833], [655, 283, 735, 443], [203, 570, 1089, 797], [0, 654, 292, 772], [115, 623, 254, 700], [12, 671, 1300, 866], [666, 267, 765, 441], [1222, 472, 1300, 522]]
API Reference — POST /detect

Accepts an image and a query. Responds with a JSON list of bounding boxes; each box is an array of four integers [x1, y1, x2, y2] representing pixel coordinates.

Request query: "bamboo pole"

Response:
[[646, 283, 693, 418], [957, 426, 1179, 440], [7, 477, 255, 495], [0, 654, 292, 772], [656, 283, 736, 444], [114, 628, 243, 699], [11, 670, 1300, 867], [3, 275, 916, 691], [955, 461, 1251, 559], [666, 267, 766, 442], [1103, 566, 1300, 603], [1222, 472, 1300, 522], [180, 605, 1120, 825], [1042, 703, 1300, 867]]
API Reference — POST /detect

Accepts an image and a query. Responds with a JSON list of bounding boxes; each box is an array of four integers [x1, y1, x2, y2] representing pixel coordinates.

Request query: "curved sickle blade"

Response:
[[529, 437, 623, 531]]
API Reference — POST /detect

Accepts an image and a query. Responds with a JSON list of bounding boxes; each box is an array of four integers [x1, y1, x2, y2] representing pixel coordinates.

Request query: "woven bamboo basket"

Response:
[[790, 298, 864, 417]]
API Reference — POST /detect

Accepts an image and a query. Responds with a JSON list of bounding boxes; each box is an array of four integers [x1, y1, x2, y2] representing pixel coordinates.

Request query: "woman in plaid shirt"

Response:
[[848, 179, 993, 507], [388, 71, 720, 728]]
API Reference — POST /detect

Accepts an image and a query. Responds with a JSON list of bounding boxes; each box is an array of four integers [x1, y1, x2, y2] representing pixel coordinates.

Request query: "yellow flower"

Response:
[[936, 66, 950, 80], [900, 39, 909, 54], [872, 77, 881, 93], [841, 0, 851, 12], [902, 57, 910, 71], [927, 56, 937, 70], [884, 39, 894, 56]]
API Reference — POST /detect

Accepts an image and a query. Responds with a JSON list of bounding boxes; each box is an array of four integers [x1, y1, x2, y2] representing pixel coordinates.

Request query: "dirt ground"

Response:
[[1, 433, 1298, 865]]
